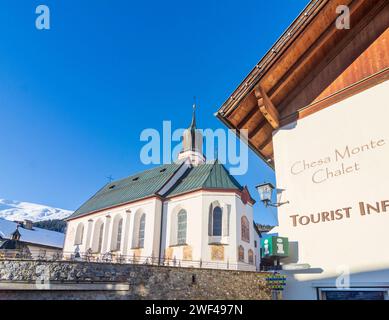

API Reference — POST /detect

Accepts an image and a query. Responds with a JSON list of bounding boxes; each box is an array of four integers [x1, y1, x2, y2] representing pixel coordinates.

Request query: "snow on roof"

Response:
[[0, 218, 64, 249]]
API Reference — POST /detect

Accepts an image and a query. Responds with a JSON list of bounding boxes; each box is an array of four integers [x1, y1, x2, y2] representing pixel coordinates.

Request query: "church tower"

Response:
[[177, 103, 205, 166]]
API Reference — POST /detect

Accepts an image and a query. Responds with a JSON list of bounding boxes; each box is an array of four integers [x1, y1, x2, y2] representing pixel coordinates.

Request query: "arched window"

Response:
[[248, 249, 254, 264], [212, 206, 222, 236], [241, 216, 250, 242], [132, 211, 146, 249], [74, 223, 84, 245], [97, 223, 104, 253], [238, 245, 244, 262], [177, 210, 187, 245], [110, 216, 124, 252], [138, 214, 146, 248], [116, 218, 123, 251]]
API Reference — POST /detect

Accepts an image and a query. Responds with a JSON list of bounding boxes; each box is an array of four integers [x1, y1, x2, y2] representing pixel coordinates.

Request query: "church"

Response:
[[64, 108, 261, 271]]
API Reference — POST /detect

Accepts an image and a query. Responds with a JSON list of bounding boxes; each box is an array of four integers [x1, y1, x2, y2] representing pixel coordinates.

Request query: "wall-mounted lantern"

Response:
[[255, 183, 289, 208]]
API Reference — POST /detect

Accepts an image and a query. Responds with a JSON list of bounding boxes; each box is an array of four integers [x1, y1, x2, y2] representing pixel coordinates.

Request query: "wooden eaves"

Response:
[[215, 0, 389, 169]]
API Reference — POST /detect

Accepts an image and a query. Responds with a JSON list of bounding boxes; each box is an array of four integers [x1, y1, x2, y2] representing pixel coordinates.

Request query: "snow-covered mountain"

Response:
[[0, 199, 73, 222]]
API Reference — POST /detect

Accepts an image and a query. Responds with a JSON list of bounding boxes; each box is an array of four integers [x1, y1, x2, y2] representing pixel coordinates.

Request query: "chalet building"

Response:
[[216, 0, 389, 299], [64, 110, 261, 271], [0, 219, 64, 258]]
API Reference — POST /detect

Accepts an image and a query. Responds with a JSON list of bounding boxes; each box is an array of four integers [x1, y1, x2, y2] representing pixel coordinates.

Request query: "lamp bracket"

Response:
[[264, 200, 290, 208]]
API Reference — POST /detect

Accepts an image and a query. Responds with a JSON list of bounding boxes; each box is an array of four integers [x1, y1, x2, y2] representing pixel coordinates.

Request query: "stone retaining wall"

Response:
[[0, 260, 271, 300]]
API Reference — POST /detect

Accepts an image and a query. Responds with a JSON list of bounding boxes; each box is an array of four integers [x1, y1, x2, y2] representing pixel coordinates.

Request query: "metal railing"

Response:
[[0, 249, 259, 272], [0, 249, 62, 261]]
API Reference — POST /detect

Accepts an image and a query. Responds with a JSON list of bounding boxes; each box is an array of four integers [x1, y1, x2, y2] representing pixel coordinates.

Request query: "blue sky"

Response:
[[0, 0, 308, 226]]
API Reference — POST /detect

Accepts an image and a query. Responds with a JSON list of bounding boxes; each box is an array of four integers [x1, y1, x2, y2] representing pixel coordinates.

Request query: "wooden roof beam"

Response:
[[254, 85, 280, 129], [268, 0, 370, 106], [236, 103, 259, 129], [248, 117, 267, 139], [258, 135, 273, 151]]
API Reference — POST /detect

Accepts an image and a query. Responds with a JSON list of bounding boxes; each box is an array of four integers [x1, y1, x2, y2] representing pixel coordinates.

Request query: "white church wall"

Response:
[[200, 192, 256, 271], [150, 198, 163, 260], [161, 190, 256, 270], [64, 190, 257, 271], [64, 197, 160, 260], [163, 192, 204, 265]]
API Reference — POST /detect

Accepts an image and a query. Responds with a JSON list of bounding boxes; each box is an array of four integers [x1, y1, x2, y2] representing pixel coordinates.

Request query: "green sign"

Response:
[[261, 236, 289, 258]]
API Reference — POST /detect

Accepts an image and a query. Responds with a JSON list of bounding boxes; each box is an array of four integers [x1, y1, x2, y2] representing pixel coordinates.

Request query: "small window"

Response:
[[160, 168, 166, 173], [97, 223, 104, 253], [138, 214, 146, 248], [116, 219, 123, 251], [74, 223, 84, 245], [177, 210, 187, 245], [132, 177, 139, 181], [248, 249, 254, 264], [109, 185, 116, 189], [238, 245, 244, 262], [241, 216, 250, 243], [254, 240, 257, 248]]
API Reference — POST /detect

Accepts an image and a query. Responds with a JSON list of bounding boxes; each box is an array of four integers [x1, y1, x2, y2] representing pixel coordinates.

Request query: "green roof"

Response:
[[67, 160, 243, 220], [165, 160, 242, 197]]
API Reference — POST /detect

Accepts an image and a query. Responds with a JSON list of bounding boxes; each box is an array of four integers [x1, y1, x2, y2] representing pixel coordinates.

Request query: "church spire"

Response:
[[190, 98, 197, 129], [177, 99, 205, 166]]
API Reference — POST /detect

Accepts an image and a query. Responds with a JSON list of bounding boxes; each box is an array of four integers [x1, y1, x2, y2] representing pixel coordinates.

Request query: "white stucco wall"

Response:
[[272, 80, 389, 299], [161, 190, 257, 270], [64, 197, 161, 260], [64, 190, 258, 271]]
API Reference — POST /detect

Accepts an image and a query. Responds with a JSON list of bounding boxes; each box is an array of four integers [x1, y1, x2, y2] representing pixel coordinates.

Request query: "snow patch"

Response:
[[0, 198, 72, 222]]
